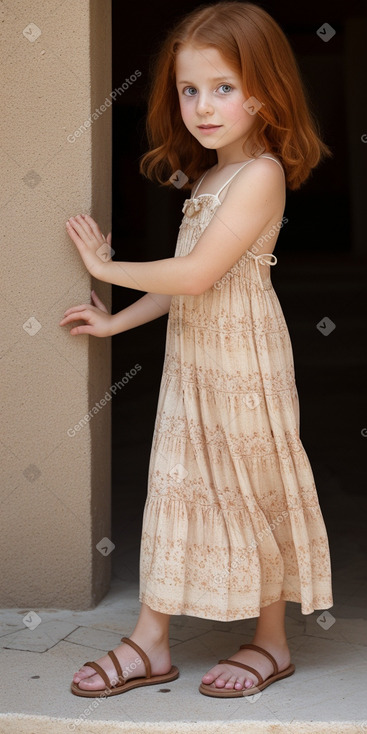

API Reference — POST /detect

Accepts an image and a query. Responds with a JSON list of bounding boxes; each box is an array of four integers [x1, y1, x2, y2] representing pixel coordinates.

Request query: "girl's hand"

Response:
[[66, 213, 113, 277], [59, 290, 114, 337]]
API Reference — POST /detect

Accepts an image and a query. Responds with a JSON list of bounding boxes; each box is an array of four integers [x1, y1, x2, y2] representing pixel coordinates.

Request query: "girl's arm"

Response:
[[110, 292, 172, 335], [59, 290, 172, 337], [98, 255, 195, 296], [96, 160, 284, 295], [67, 159, 284, 296], [65, 216, 196, 295]]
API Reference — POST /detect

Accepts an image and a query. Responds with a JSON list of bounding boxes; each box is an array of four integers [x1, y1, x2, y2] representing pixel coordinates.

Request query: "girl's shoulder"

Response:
[[190, 155, 283, 199], [191, 151, 284, 198]]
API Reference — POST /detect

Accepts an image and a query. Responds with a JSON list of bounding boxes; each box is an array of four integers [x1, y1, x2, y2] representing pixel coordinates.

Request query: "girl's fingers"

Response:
[[61, 304, 90, 317], [60, 308, 92, 325], [65, 221, 85, 249], [69, 325, 93, 335], [60, 315, 87, 326], [81, 213, 105, 241], [67, 216, 93, 241]]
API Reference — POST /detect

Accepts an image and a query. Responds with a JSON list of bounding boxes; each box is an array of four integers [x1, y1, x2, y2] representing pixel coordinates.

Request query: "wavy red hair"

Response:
[[139, 1, 332, 191]]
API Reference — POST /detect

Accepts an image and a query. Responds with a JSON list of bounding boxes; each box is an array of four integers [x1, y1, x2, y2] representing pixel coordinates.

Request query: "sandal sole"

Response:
[[71, 665, 179, 697], [198, 663, 295, 698]]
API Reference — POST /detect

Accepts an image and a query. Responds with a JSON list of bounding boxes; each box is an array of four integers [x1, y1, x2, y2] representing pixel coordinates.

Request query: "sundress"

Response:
[[138, 154, 334, 621]]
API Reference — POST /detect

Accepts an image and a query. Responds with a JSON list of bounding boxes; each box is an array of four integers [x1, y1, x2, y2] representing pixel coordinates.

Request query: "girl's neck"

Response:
[[215, 145, 268, 172]]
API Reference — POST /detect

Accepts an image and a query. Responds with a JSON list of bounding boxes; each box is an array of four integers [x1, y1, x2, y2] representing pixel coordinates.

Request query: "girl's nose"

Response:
[[196, 94, 214, 115]]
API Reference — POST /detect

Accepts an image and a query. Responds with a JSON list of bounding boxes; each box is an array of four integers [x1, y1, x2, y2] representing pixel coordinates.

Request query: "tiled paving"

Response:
[[0, 560, 366, 733]]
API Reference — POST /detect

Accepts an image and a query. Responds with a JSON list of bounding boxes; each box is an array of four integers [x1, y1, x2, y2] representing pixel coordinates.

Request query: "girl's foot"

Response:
[[201, 638, 291, 692], [73, 634, 172, 691]]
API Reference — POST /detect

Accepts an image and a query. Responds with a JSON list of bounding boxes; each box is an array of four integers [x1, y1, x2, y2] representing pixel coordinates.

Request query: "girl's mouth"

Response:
[[197, 125, 222, 133]]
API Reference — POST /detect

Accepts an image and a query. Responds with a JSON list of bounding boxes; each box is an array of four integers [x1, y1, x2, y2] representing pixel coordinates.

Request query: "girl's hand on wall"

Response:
[[66, 213, 112, 277], [59, 290, 114, 337]]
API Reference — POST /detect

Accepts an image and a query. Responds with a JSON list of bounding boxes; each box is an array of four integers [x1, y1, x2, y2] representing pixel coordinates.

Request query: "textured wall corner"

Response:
[[0, 0, 112, 608]]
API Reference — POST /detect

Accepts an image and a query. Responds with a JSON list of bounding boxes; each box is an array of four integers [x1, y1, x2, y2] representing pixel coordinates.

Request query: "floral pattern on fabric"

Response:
[[139, 191, 333, 621]]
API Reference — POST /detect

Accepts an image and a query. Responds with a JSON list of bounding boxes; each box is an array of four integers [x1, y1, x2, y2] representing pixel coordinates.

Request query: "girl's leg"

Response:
[[73, 602, 172, 690], [252, 598, 288, 646], [202, 599, 291, 691]]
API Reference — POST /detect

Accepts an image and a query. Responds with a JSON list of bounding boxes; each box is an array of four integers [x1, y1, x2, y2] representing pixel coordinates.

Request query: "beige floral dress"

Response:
[[139, 154, 334, 621]]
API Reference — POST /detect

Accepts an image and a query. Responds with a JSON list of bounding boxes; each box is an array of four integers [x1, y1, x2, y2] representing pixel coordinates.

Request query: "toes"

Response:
[[202, 668, 217, 683], [202, 666, 252, 690], [214, 673, 232, 688], [73, 665, 95, 682], [77, 673, 105, 690]]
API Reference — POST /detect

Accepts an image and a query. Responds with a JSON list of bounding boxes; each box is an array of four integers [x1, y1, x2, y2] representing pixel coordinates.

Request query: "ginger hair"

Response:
[[139, 1, 332, 190]]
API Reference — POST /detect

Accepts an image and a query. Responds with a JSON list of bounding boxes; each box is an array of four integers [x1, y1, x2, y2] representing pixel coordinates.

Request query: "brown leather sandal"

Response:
[[71, 636, 179, 697], [199, 642, 295, 698]]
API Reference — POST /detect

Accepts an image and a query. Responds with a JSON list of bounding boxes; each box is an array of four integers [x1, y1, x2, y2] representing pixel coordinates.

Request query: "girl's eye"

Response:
[[218, 84, 232, 93], [182, 84, 233, 96]]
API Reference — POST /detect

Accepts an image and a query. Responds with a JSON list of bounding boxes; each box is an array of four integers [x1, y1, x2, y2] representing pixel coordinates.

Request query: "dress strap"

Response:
[[192, 153, 284, 199], [215, 160, 256, 198], [216, 154, 284, 197], [192, 171, 209, 198]]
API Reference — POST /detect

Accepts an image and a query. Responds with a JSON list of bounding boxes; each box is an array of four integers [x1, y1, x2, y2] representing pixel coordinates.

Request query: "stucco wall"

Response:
[[1, 0, 112, 608]]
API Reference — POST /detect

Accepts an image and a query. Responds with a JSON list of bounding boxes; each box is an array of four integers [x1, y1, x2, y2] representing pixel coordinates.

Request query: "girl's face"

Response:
[[175, 44, 258, 164]]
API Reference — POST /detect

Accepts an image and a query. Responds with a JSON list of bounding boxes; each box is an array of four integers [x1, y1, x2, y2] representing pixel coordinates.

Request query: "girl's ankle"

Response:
[[130, 630, 170, 646], [251, 635, 288, 649]]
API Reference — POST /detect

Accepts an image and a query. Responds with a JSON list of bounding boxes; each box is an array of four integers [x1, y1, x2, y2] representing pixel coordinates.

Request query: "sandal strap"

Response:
[[107, 649, 125, 687], [218, 658, 263, 685], [84, 660, 111, 689], [239, 643, 278, 675], [121, 636, 151, 679]]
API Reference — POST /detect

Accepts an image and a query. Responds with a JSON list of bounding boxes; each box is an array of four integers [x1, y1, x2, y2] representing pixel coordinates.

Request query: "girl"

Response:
[[61, 1, 334, 699]]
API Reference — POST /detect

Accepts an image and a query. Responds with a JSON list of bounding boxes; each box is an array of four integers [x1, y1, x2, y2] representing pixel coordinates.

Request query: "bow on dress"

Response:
[[182, 199, 204, 218]]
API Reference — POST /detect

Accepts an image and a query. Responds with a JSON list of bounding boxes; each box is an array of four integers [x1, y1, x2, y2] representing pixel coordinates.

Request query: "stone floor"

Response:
[[0, 544, 367, 734]]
